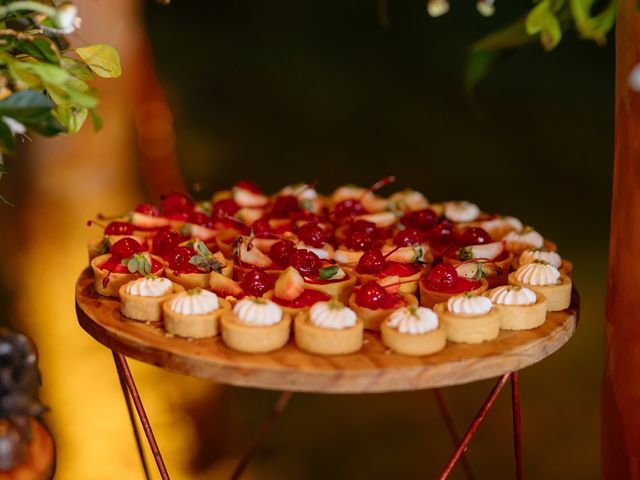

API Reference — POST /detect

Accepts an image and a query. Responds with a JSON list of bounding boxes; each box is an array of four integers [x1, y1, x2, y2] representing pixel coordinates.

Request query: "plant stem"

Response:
[[0, 2, 58, 20]]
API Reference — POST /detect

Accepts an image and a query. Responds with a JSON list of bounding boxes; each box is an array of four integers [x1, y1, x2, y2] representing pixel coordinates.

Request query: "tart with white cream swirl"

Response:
[[119, 276, 183, 322], [485, 285, 548, 330], [503, 228, 545, 255], [381, 306, 446, 356], [508, 261, 572, 312], [518, 247, 573, 276], [434, 294, 501, 344], [162, 288, 231, 339]]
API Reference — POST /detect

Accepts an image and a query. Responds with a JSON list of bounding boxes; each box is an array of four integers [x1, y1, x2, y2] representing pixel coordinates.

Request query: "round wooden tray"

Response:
[[75, 269, 579, 394]]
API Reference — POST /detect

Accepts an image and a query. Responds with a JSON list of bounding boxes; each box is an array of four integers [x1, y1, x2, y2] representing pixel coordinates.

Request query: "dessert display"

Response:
[[380, 306, 446, 356], [84, 179, 575, 356], [294, 301, 364, 355], [434, 294, 501, 344]]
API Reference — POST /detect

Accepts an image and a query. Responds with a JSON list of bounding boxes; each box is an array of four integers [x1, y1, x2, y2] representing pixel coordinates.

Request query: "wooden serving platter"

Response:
[[75, 269, 578, 394]]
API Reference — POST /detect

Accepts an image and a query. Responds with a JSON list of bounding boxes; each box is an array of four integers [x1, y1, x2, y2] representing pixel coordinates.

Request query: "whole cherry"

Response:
[[167, 246, 199, 273], [333, 199, 365, 220], [134, 204, 160, 217], [356, 248, 387, 275], [425, 264, 458, 292], [240, 270, 274, 297], [271, 195, 299, 218], [401, 208, 439, 229], [350, 220, 376, 234], [344, 229, 372, 250], [105, 222, 135, 235], [269, 240, 296, 267], [297, 222, 328, 248], [393, 228, 426, 247], [235, 180, 261, 193], [110, 238, 142, 259], [251, 217, 272, 236], [461, 227, 492, 246], [288, 249, 320, 278], [211, 198, 240, 219], [188, 211, 216, 228], [161, 193, 193, 214], [355, 281, 388, 309], [152, 230, 183, 258]]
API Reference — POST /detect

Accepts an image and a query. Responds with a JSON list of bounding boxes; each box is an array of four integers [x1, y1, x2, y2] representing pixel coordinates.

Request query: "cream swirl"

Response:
[[480, 215, 523, 238], [447, 294, 492, 316], [504, 229, 544, 251], [519, 248, 562, 269], [444, 201, 480, 223], [233, 298, 283, 326], [488, 286, 536, 306], [125, 277, 172, 297], [514, 261, 561, 286], [309, 301, 357, 330], [168, 289, 219, 315], [388, 307, 439, 335]]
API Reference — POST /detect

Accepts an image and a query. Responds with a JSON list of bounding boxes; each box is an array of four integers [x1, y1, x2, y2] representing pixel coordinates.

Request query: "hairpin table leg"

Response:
[[230, 391, 293, 480], [511, 371, 523, 480], [433, 389, 475, 480], [112, 352, 170, 480], [438, 373, 511, 480]]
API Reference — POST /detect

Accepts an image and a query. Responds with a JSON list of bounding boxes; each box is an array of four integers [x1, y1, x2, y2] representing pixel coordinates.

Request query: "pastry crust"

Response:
[[418, 278, 489, 309], [433, 302, 501, 344], [355, 269, 424, 295], [220, 311, 291, 353], [380, 320, 446, 356], [119, 281, 184, 322], [90, 254, 165, 298], [162, 298, 232, 339], [347, 293, 418, 331], [508, 272, 572, 312], [514, 256, 573, 277], [444, 253, 513, 288], [167, 257, 234, 290], [484, 289, 548, 330], [294, 312, 363, 355], [303, 274, 357, 303]]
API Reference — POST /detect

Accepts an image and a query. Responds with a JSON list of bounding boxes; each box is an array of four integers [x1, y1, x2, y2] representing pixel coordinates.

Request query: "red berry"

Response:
[[344, 229, 372, 250], [240, 270, 274, 296], [271, 195, 299, 218], [252, 217, 272, 236], [393, 228, 426, 247], [297, 222, 328, 248], [333, 199, 364, 220], [152, 230, 183, 258], [269, 240, 296, 267], [350, 220, 376, 234], [212, 199, 240, 219], [355, 281, 388, 309], [189, 211, 216, 228], [162, 193, 193, 214], [425, 264, 458, 292], [289, 209, 319, 222], [110, 238, 142, 259], [235, 180, 261, 194], [105, 222, 135, 235], [428, 221, 457, 242], [288, 249, 320, 278], [401, 208, 439, 229], [168, 246, 198, 273], [356, 248, 387, 275], [461, 227, 492, 246], [135, 204, 160, 217]]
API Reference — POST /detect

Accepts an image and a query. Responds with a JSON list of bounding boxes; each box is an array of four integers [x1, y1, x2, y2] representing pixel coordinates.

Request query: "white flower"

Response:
[[2, 117, 26, 135], [55, 3, 82, 34]]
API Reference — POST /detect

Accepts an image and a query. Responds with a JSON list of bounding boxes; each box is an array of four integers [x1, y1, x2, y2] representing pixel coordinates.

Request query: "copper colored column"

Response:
[[603, 2, 640, 478]]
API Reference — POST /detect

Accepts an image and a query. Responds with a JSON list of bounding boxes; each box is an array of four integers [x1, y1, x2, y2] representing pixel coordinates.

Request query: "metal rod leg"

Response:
[[511, 371, 523, 480], [230, 391, 293, 480], [113, 352, 171, 480], [438, 373, 510, 480], [113, 352, 151, 480], [433, 389, 475, 480]]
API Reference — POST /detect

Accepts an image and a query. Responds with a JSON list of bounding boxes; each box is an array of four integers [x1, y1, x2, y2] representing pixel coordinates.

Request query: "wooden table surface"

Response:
[[76, 269, 578, 394]]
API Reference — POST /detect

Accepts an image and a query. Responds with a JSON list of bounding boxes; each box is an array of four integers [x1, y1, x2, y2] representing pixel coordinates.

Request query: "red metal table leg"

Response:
[[438, 373, 511, 480], [113, 352, 151, 480], [113, 352, 170, 480], [433, 389, 475, 480], [230, 391, 293, 480], [511, 371, 523, 480]]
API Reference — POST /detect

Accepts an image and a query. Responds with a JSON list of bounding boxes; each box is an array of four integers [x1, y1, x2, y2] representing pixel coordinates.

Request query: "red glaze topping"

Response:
[[289, 249, 320, 278], [297, 222, 329, 248], [134, 204, 160, 217], [152, 230, 185, 259], [272, 289, 330, 308], [240, 270, 274, 297], [269, 240, 296, 268], [110, 238, 143, 259], [211, 198, 240, 219], [271, 195, 300, 218], [354, 281, 407, 310], [423, 264, 480, 294], [461, 227, 492, 246], [380, 262, 420, 278], [356, 248, 387, 275], [105, 222, 135, 235], [401, 208, 438, 229]]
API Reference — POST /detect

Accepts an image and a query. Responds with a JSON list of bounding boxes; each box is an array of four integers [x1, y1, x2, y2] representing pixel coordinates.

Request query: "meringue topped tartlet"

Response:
[[419, 264, 489, 308], [119, 276, 183, 322], [294, 300, 364, 356], [348, 280, 419, 331], [162, 288, 231, 339], [503, 227, 545, 256], [381, 306, 446, 356], [434, 293, 501, 344], [508, 260, 572, 312], [221, 297, 291, 353], [518, 247, 573, 276], [485, 285, 547, 330]]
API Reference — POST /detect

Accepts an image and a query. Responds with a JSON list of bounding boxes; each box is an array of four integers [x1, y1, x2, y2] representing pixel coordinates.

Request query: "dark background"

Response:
[[141, 1, 612, 478]]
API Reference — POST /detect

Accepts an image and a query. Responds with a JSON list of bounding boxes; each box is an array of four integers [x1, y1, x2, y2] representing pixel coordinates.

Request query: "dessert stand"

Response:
[[75, 268, 579, 480]]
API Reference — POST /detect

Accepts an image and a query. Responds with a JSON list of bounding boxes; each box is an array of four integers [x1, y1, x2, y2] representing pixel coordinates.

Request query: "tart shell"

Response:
[[418, 278, 489, 309], [163, 298, 231, 339], [508, 272, 572, 312], [220, 311, 291, 353], [119, 281, 184, 322], [355, 268, 425, 295], [484, 289, 548, 330], [347, 293, 419, 332], [380, 321, 446, 356], [90, 254, 165, 298], [303, 274, 357, 304], [433, 302, 501, 344], [294, 312, 363, 355]]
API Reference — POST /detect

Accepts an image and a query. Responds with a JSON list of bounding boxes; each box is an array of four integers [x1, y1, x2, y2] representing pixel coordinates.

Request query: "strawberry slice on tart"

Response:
[[232, 180, 269, 208], [354, 246, 428, 294], [166, 240, 233, 290], [301, 261, 357, 304], [418, 263, 488, 308], [348, 280, 419, 331], [269, 267, 331, 316]]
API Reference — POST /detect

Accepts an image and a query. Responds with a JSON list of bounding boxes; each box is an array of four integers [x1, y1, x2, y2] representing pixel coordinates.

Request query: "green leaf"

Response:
[[0, 120, 15, 154], [15, 38, 59, 64], [194, 240, 211, 257], [23, 111, 65, 136], [60, 57, 94, 81], [0, 90, 53, 123], [55, 106, 87, 134], [47, 77, 99, 109], [318, 265, 339, 280], [571, 0, 616, 45], [89, 108, 103, 131], [23, 62, 69, 85], [75, 44, 121, 78], [525, 1, 562, 50]]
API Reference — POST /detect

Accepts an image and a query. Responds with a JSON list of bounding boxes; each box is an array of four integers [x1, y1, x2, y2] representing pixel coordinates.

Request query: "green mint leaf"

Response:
[[194, 240, 211, 257], [317, 265, 339, 280], [458, 247, 473, 261]]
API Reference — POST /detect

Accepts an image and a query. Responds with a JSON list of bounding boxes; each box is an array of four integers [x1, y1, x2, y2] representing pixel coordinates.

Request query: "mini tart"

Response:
[[347, 293, 418, 331], [514, 253, 573, 277], [484, 287, 548, 330], [87, 235, 146, 262], [220, 310, 291, 354], [418, 277, 489, 309], [119, 279, 184, 322], [294, 311, 363, 356], [163, 296, 232, 339], [355, 267, 425, 295], [433, 301, 501, 344], [268, 289, 331, 317], [380, 315, 446, 357], [508, 271, 572, 312], [166, 257, 234, 290], [303, 274, 357, 304], [90, 253, 165, 298]]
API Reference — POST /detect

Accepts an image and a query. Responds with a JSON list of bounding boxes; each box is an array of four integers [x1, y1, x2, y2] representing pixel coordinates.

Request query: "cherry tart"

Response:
[[348, 281, 419, 331], [165, 241, 233, 290], [354, 246, 428, 295], [419, 264, 489, 309], [91, 251, 164, 297]]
